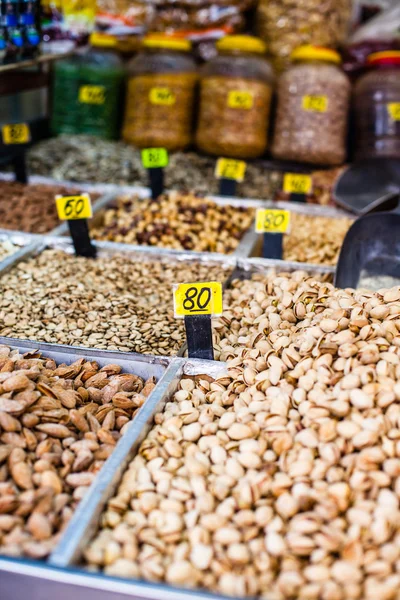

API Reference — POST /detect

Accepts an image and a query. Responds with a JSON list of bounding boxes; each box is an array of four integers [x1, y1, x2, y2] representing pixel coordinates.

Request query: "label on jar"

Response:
[[387, 103, 400, 121], [2, 123, 30, 144], [283, 173, 312, 195], [78, 85, 106, 105], [149, 87, 176, 106], [141, 148, 169, 169], [255, 209, 291, 234], [302, 95, 328, 113], [55, 194, 92, 220], [215, 158, 247, 182], [173, 282, 223, 318], [227, 90, 254, 110]]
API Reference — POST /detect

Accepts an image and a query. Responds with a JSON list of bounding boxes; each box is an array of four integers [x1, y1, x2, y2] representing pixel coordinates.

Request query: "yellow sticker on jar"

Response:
[[2, 123, 30, 145], [255, 209, 290, 234], [149, 87, 176, 106], [388, 103, 400, 121], [173, 282, 223, 318], [227, 90, 254, 110], [283, 173, 312, 195], [79, 85, 106, 105], [302, 95, 328, 112], [215, 158, 247, 182], [55, 194, 92, 220]]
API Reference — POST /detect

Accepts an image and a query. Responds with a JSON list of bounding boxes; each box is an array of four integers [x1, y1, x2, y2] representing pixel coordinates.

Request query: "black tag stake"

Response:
[[148, 167, 164, 200], [219, 177, 237, 197], [184, 315, 214, 360], [290, 192, 306, 203], [263, 233, 283, 260], [68, 219, 97, 258], [13, 152, 28, 184]]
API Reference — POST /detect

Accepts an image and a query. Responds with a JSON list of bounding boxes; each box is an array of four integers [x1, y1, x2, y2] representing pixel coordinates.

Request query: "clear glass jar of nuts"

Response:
[[122, 35, 198, 151], [195, 35, 274, 159], [271, 45, 351, 166]]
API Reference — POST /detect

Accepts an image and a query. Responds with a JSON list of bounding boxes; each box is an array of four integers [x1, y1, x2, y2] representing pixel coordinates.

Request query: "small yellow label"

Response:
[[227, 90, 253, 110], [255, 209, 291, 234], [283, 173, 312, 195], [149, 87, 176, 106], [388, 103, 400, 121], [174, 282, 223, 318], [141, 148, 169, 169], [55, 194, 92, 220], [78, 85, 106, 105], [302, 95, 328, 112], [2, 123, 30, 145], [215, 158, 247, 182]]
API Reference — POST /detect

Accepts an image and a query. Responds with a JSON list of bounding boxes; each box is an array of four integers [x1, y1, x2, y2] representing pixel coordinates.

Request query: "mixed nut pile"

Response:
[[85, 271, 400, 599], [91, 192, 255, 254], [0, 345, 156, 558], [0, 249, 230, 355]]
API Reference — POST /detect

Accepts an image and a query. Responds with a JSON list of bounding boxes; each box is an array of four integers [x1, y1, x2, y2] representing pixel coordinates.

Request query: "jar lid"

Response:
[[90, 32, 117, 49], [217, 35, 266, 55], [367, 51, 400, 66], [291, 45, 341, 64], [143, 34, 191, 52]]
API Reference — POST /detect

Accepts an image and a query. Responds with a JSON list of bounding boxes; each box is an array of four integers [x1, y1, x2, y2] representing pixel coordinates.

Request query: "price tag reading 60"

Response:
[[255, 208, 291, 234], [142, 148, 169, 169], [174, 282, 223, 318], [55, 194, 92, 220]]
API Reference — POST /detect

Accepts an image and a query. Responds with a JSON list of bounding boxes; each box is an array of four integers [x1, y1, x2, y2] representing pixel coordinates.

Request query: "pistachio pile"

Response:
[[0, 345, 157, 559], [0, 239, 22, 262], [85, 275, 400, 599], [0, 249, 230, 355], [91, 192, 255, 254]]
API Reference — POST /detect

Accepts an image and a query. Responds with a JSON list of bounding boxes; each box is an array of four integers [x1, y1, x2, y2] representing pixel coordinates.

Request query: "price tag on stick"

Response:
[[2, 123, 31, 183], [142, 148, 168, 200], [215, 158, 246, 197], [173, 282, 222, 360], [55, 194, 96, 258], [283, 173, 312, 203], [255, 208, 291, 259]]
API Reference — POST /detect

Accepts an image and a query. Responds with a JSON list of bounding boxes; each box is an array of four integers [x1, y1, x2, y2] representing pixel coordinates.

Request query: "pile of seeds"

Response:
[[0, 249, 230, 355], [85, 275, 400, 599], [0, 239, 22, 262], [91, 192, 255, 254], [0, 345, 157, 559]]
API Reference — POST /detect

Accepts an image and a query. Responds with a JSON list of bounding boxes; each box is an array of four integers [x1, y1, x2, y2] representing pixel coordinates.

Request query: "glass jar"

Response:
[[195, 35, 274, 159], [123, 35, 198, 151], [354, 51, 400, 161], [51, 33, 125, 140], [271, 46, 350, 166]]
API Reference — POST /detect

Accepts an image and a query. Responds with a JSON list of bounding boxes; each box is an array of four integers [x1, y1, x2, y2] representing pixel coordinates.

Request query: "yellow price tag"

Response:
[[227, 90, 253, 110], [78, 85, 106, 105], [149, 87, 176, 106], [215, 158, 247, 182], [55, 194, 92, 220], [283, 173, 312, 195], [255, 209, 290, 234], [388, 103, 400, 121], [174, 282, 223, 318], [302, 95, 328, 112], [2, 123, 30, 145]]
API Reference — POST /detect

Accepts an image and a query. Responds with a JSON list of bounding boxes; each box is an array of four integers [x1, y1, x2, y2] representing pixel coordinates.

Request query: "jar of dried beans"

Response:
[[122, 35, 198, 151], [195, 35, 274, 159], [271, 45, 350, 166]]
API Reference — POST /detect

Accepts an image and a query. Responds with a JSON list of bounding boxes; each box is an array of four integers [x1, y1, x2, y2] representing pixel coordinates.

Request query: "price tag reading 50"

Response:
[[174, 282, 223, 318], [56, 194, 92, 220], [2, 123, 31, 145], [142, 148, 169, 169], [255, 208, 290, 234]]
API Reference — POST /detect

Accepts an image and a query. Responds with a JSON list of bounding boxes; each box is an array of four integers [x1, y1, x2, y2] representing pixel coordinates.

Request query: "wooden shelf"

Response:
[[0, 51, 73, 73]]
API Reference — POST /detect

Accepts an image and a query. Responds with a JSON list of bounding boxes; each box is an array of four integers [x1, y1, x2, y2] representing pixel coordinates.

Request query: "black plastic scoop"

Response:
[[333, 159, 400, 289]]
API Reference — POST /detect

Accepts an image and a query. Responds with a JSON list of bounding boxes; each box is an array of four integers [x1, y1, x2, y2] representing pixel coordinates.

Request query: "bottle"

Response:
[[19, 0, 40, 56], [0, 26, 7, 62], [2, 0, 22, 61]]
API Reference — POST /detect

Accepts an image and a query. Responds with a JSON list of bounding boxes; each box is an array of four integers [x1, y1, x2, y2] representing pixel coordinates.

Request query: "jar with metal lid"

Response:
[[195, 35, 274, 159], [354, 51, 400, 161], [122, 35, 198, 151], [271, 46, 351, 166], [51, 32, 125, 140]]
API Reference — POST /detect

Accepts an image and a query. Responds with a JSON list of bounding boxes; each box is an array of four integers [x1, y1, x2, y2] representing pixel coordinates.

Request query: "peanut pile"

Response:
[[85, 272, 400, 599], [0, 345, 157, 559]]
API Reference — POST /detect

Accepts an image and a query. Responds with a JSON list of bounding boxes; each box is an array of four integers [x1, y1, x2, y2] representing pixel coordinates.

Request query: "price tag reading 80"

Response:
[[174, 282, 223, 318], [55, 194, 92, 220], [255, 208, 291, 234], [2, 123, 31, 145]]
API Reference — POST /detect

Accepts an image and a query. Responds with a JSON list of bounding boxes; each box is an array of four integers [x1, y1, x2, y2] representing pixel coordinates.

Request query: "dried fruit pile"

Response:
[[0, 345, 156, 559], [85, 272, 400, 599]]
